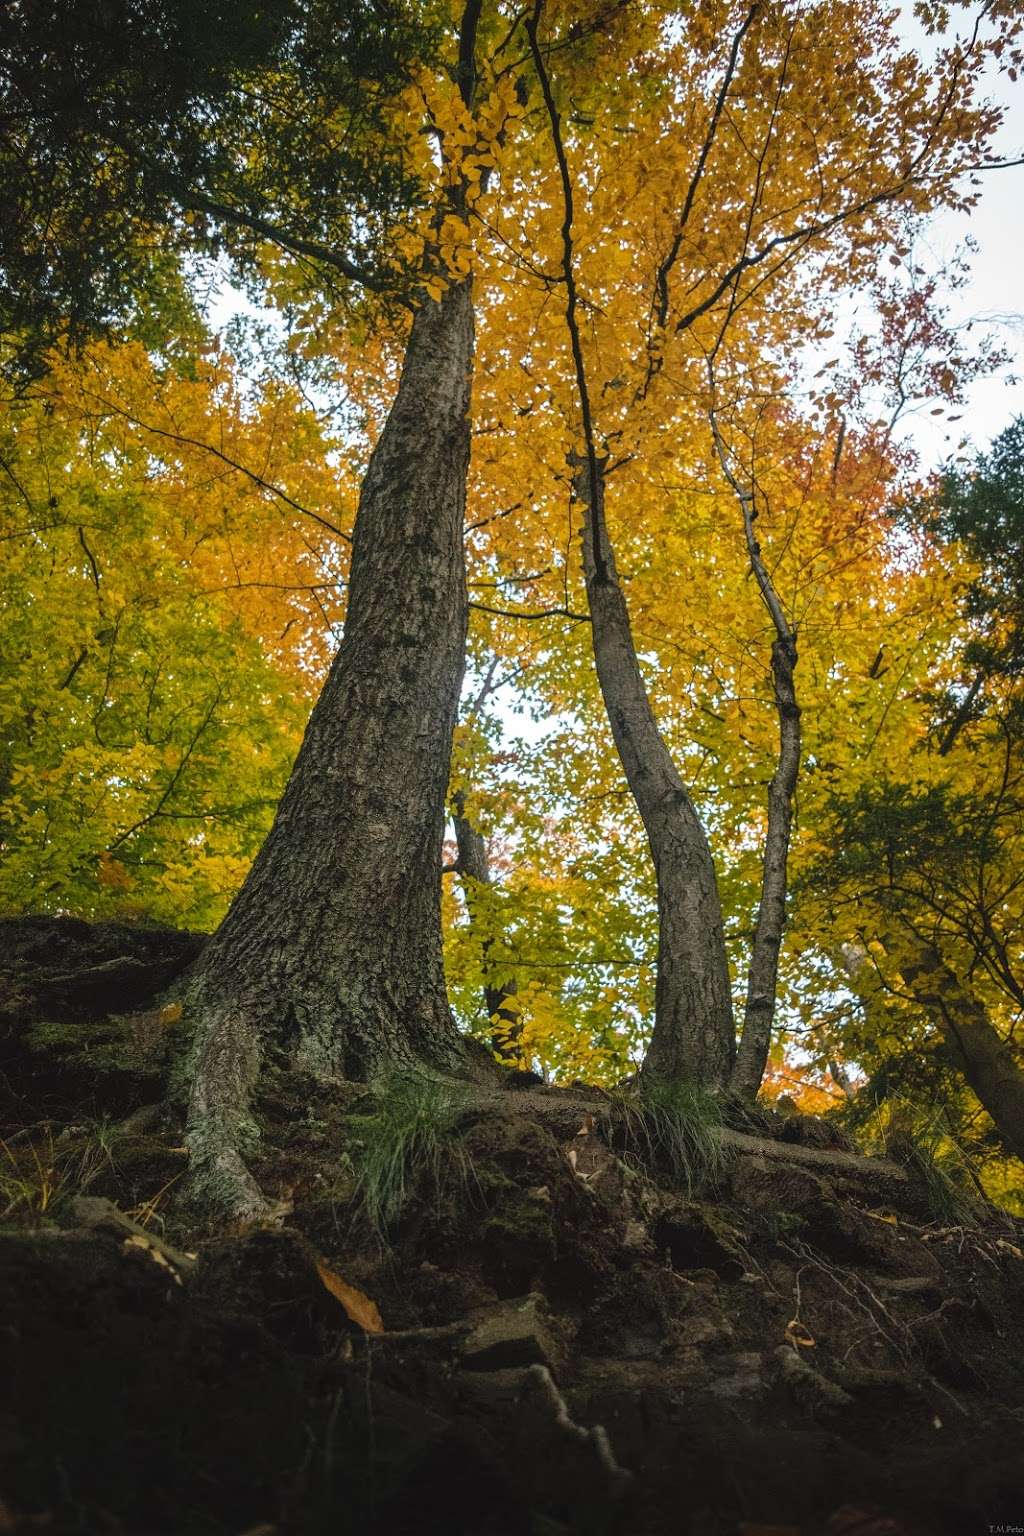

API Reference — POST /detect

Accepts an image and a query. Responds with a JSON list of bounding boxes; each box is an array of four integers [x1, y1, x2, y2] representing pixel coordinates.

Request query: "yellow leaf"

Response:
[[315, 1257, 384, 1334]]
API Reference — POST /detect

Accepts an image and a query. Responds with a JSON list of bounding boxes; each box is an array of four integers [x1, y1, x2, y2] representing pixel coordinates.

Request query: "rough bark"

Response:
[[185, 281, 477, 1218], [575, 461, 735, 1089], [897, 942, 1024, 1166], [452, 791, 521, 1060]]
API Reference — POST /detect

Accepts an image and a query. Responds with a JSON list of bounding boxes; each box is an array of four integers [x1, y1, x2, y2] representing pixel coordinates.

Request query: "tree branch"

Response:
[[79, 390, 352, 544], [525, 0, 607, 580]]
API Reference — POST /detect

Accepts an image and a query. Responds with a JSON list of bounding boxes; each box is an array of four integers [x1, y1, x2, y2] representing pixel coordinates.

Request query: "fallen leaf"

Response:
[[315, 1257, 384, 1334], [576, 1113, 594, 1137], [159, 1002, 183, 1026], [123, 1232, 183, 1285], [784, 1318, 816, 1349]]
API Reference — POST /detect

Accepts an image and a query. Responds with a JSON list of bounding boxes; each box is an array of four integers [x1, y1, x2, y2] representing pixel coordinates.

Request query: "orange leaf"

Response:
[[315, 1257, 384, 1334]]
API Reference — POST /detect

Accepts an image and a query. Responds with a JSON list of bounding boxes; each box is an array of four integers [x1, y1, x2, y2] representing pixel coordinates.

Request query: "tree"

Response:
[[475, 0, 1016, 1098], [805, 420, 1024, 1168], [2, 0, 508, 1216], [917, 416, 1024, 752], [0, 338, 340, 926], [5, 0, 1021, 1224]]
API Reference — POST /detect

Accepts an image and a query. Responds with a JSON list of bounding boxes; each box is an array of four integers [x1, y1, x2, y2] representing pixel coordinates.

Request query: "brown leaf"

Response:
[[784, 1318, 816, 1349], [315, 1257, 384, 1334], [576, 1113, 594, 1137]]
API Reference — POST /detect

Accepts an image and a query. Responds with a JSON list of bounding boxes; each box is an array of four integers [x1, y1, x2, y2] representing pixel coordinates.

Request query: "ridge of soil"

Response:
[[2, 917, 1023, 1536]]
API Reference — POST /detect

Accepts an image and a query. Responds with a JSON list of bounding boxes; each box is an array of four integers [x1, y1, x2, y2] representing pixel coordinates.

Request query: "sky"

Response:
[[208, 18, 1024, 474], [891, 21, 1024, 464]]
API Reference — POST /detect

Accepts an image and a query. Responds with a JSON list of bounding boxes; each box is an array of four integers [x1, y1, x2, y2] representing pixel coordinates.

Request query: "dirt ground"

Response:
[[2, 917, 1024, 1536]]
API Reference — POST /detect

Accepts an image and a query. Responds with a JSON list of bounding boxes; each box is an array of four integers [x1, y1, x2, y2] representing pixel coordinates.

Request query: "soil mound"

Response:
[[2, 918, 1023, 1535]]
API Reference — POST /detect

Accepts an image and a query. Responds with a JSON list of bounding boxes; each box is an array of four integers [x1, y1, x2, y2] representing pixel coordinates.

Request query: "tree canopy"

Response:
[[2, 0, 1023, 1213]]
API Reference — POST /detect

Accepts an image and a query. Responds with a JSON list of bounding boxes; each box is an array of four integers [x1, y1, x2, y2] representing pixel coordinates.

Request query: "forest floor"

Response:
[[2, 917, 1024, 1536]]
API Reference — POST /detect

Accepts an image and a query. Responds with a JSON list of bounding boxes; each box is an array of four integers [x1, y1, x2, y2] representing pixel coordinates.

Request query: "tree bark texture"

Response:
[[897, 941, 1024, 1165], [730, 633, 801, 1100], [576, 462, 735, 1090], [185, 281, 476, 1217], [452, 791, 521, 1060]]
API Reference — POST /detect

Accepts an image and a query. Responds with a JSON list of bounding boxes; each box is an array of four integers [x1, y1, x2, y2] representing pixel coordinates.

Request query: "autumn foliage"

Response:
[[2, 0, 1023, 1206]]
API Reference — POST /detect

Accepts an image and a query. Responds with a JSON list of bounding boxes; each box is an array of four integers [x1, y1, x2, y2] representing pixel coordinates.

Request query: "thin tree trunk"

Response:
[[452, 791, 521, 1060], [708, 394, 801, 1103], [897, 941, 1024, 1165], [731, 633, 800, 1098], [526, 15, 731, 1089], [575, 461, 735, 1089], [185, 280, 477, 1218]]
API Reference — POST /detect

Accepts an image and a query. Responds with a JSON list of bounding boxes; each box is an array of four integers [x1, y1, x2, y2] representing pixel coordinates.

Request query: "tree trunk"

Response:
[[897, 941, 1024, 1165], [576, 461, 735, 1089], [185, 281, 476, 1218], [730, 633, 801, 1100], [707, 395, 801, 1103], [452, 791, 521, 1061]]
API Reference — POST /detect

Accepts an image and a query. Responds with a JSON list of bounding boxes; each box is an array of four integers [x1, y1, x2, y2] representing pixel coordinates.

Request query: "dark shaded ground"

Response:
[[2, 917, 1023, 1536]]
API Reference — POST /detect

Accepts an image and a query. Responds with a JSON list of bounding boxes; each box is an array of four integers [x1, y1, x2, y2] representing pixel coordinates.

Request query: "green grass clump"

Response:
[[860, 1098, 985, 1226], [350, 1071, 474, 1240], [0, 1116, 125, 1222], [614, 1077, 728, 1195]]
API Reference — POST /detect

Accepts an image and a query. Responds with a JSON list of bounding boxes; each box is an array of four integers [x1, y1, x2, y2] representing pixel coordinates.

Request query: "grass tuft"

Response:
[[859, 1098, 985, 1226], [612, 1077, 728, 1195], [350, 1071, 475, 1240], [0, 1116, 124, 1222]]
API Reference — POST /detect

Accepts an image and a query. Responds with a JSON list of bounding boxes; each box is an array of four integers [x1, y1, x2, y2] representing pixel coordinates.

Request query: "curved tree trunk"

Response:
[[452, 791, 521, 1060], [576, 461, 735, 1090], [897, 941, 1024, 1165], [840, 938, 1024, 1166], [185, 281, 476, 1218]]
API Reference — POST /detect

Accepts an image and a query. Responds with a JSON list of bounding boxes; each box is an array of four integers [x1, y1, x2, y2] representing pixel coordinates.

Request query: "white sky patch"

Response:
[[893, 11, 1024, 462]]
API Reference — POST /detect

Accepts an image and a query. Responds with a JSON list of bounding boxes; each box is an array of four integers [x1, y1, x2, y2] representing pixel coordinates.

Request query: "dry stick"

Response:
[[708, 381, 801, 1102], [781, 1236, 970, 1420]]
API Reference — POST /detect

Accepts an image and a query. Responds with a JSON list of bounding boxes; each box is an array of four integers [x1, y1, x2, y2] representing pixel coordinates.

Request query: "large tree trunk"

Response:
[[897, 941, 1024, 1165], [185, 281, 476, 1218], [452, 791, 521, 1061], [576, 461, 735, 1089]]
